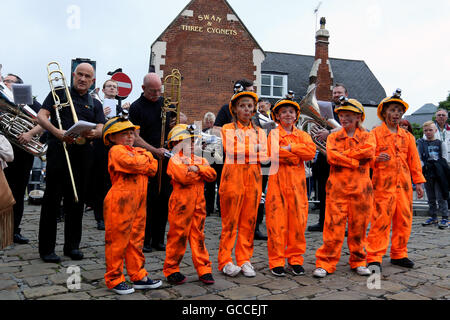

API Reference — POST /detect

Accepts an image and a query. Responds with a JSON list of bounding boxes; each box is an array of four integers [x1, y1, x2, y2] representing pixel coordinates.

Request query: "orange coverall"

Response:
[[163, 152, 216, 278], [265, 126, 316, 269], [315, 127, 376, 273], [218, 121, 268, 271], [366, 123, 426, 263], [103, 145, 158, 289]]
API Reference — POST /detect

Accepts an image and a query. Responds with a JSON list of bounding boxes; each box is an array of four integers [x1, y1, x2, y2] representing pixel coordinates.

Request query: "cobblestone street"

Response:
[[0, 204, 449, 301]]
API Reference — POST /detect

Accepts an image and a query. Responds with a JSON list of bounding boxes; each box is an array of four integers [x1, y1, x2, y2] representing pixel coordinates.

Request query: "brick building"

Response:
[[150, 0, 264, 122], [149, 0, 386, 129]]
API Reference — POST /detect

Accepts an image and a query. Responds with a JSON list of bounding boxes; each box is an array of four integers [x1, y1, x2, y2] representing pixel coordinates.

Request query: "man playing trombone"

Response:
[[37, 63, 105, 263]]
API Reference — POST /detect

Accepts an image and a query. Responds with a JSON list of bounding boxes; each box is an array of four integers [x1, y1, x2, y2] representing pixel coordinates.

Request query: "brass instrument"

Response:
[[298, 85, 340, 155], [157, 69, 182, 193], [0, 87, 48, 157], [46, 61, 79, 202]]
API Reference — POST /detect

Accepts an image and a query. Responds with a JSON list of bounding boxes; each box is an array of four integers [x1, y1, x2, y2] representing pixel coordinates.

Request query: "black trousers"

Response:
[[204, 162, 222, 214], [90, 140, 111, 223], [255, 170, 269, 232], [38, 141, 93, 256], [312, 152, 330, 227], [4, 146, 34, 234], [144, 158, 172, 247]]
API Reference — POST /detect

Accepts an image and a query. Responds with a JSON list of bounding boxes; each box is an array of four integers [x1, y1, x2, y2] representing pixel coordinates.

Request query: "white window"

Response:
[[261, 74, 288, 98]]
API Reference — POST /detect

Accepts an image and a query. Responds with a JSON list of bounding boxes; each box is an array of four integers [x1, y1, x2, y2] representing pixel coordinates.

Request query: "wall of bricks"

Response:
[[314, 35, 333, 102], [151, 0, 263, 124]]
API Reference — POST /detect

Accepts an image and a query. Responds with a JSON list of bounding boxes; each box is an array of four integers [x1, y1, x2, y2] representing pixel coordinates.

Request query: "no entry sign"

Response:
[[111, 72, 133, 98]]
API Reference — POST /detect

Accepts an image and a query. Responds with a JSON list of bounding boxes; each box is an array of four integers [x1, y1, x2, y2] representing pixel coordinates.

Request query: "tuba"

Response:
[[0, 86, 48, 157], [157, 69, 182, 194], [298, 85, 340, 155]]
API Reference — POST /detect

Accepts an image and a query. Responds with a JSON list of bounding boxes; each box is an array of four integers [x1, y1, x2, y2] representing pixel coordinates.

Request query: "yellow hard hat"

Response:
[[334, 97, 366, 122], [102, 112, 140, 146], [167, 124, 201, 149], [377, 89, 409, 121], [228, 91, 259, 116], [271, 98, 301, 123]]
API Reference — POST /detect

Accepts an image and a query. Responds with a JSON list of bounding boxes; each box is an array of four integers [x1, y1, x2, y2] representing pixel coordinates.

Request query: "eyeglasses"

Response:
[[3, 79, 14, 83]]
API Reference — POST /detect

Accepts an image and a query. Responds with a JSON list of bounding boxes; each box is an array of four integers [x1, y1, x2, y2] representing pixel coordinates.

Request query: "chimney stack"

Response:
[[309, 17, 334, 101]]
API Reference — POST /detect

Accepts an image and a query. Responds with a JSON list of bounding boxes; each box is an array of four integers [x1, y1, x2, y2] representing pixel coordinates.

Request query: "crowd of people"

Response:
[[0, 64, 449, 295]]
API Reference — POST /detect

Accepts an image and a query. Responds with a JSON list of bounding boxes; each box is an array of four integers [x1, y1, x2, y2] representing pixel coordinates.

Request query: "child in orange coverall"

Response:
[[163, 124, 217, 285], [314, 98, 376, 278], [102, 114, 162, 295], [265, 98, 316, 277], [366, 90, 425, 271], [218, 89, 268, 278]]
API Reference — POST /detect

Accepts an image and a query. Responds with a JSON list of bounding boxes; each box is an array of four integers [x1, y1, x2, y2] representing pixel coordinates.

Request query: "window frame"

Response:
[[260, 73, 288, 99]]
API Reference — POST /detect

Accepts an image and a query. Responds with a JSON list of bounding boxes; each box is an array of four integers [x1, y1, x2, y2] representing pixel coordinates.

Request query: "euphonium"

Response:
[[298, 85, 340, 155], [0, 87, 48, 157]]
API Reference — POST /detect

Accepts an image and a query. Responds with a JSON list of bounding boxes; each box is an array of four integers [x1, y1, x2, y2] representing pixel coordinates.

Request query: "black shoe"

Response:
[[308, 223, 323, 232], [167, 272, 186, 285], [254, 230, 268, 240], [13, 233, 29, 244], [271, 267, 286, 277], [64, 249, 84, 260], [199, 273, 215, 285], [97, 221, 105, 230], [368, 262, 382, 273], [288, 264, 305, 276], [152, 243, 166, 251], [391, 258, 414, 268], [41, 252, 61, 263], [143, 244, 153, 253]]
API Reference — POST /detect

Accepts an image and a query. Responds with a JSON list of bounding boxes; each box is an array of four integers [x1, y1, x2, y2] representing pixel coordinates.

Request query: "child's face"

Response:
[[383, 103, 405, 127], [275, 106, 297, 126], [234, 97, 255, 123], [109, 129, 135, 146], [400, 123, 409, 131], [423, 125, 437, 140], [338, 110, 361, 130]]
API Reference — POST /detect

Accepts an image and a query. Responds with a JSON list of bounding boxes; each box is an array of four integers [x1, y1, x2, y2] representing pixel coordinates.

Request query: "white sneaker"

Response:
[[222, 262, 241, 277], [354, 266, 371, 276], [240, 262, 256, 277], [313, 268, 327, 278]]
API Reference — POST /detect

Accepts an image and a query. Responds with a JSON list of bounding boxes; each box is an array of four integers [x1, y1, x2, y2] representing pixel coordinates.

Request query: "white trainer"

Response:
[[354, 266, 371, 276], [222, 262, 241, 277], [240, 262, 256, 277], [313, 268, 327, 278]]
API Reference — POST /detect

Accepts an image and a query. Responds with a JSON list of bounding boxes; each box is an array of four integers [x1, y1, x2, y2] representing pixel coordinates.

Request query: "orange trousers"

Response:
[[163, 153, 215, 277], [218, 164, 262, 271], [103, 145, 157, 289], [315, 128, 375, 274], [265, 126, 316, 269], [366, 123, 426, 263]]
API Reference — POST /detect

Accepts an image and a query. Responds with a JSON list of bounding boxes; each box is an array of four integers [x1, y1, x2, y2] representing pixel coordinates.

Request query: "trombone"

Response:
[[157, 69, 181, 194], [46, 61, 79, 202]]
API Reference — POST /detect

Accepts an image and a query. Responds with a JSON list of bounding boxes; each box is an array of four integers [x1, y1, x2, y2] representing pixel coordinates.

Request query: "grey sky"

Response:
[[2, 0, 449, 117]]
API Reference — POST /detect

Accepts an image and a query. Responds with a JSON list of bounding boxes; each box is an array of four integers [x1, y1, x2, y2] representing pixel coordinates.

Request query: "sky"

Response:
[[1, 0, 450, 117]]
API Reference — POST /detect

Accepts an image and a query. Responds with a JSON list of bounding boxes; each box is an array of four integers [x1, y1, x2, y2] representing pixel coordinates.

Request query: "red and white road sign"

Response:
[[111, 72, 133, 98]]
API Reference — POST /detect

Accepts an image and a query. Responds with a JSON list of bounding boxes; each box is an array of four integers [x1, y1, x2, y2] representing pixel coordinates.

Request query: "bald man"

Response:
[[37, 63, 106, 263], [129, 72, 177, 252]]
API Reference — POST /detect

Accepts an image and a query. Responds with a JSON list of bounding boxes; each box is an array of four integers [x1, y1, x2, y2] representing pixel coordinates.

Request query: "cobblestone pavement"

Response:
[[0, 204, 449, 301]]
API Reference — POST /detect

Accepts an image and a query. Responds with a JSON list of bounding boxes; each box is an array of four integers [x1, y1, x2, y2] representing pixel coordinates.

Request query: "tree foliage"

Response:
[[438, 92, 450, 112]]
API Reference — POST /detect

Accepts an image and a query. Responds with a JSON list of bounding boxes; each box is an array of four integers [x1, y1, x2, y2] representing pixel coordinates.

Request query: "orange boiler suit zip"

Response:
[[163, 152, 216, 278], [103, 145, 158, 289], [218, 121, 268, 271], [366, 123, 426, 263], [265, 126, 316, 269], [315, 127, 376, 273]]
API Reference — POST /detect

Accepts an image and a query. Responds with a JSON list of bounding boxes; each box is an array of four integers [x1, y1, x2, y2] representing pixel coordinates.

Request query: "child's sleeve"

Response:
[[167, 157, 202, 185], [341, 132, 376, 160], [290, 132, 317, 162], [268, 129, 301, 165], [197, 158, 217, 183], [407, 134, 426, 184], [110, 146, 158, 176], [326, 134, 359, 168]]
